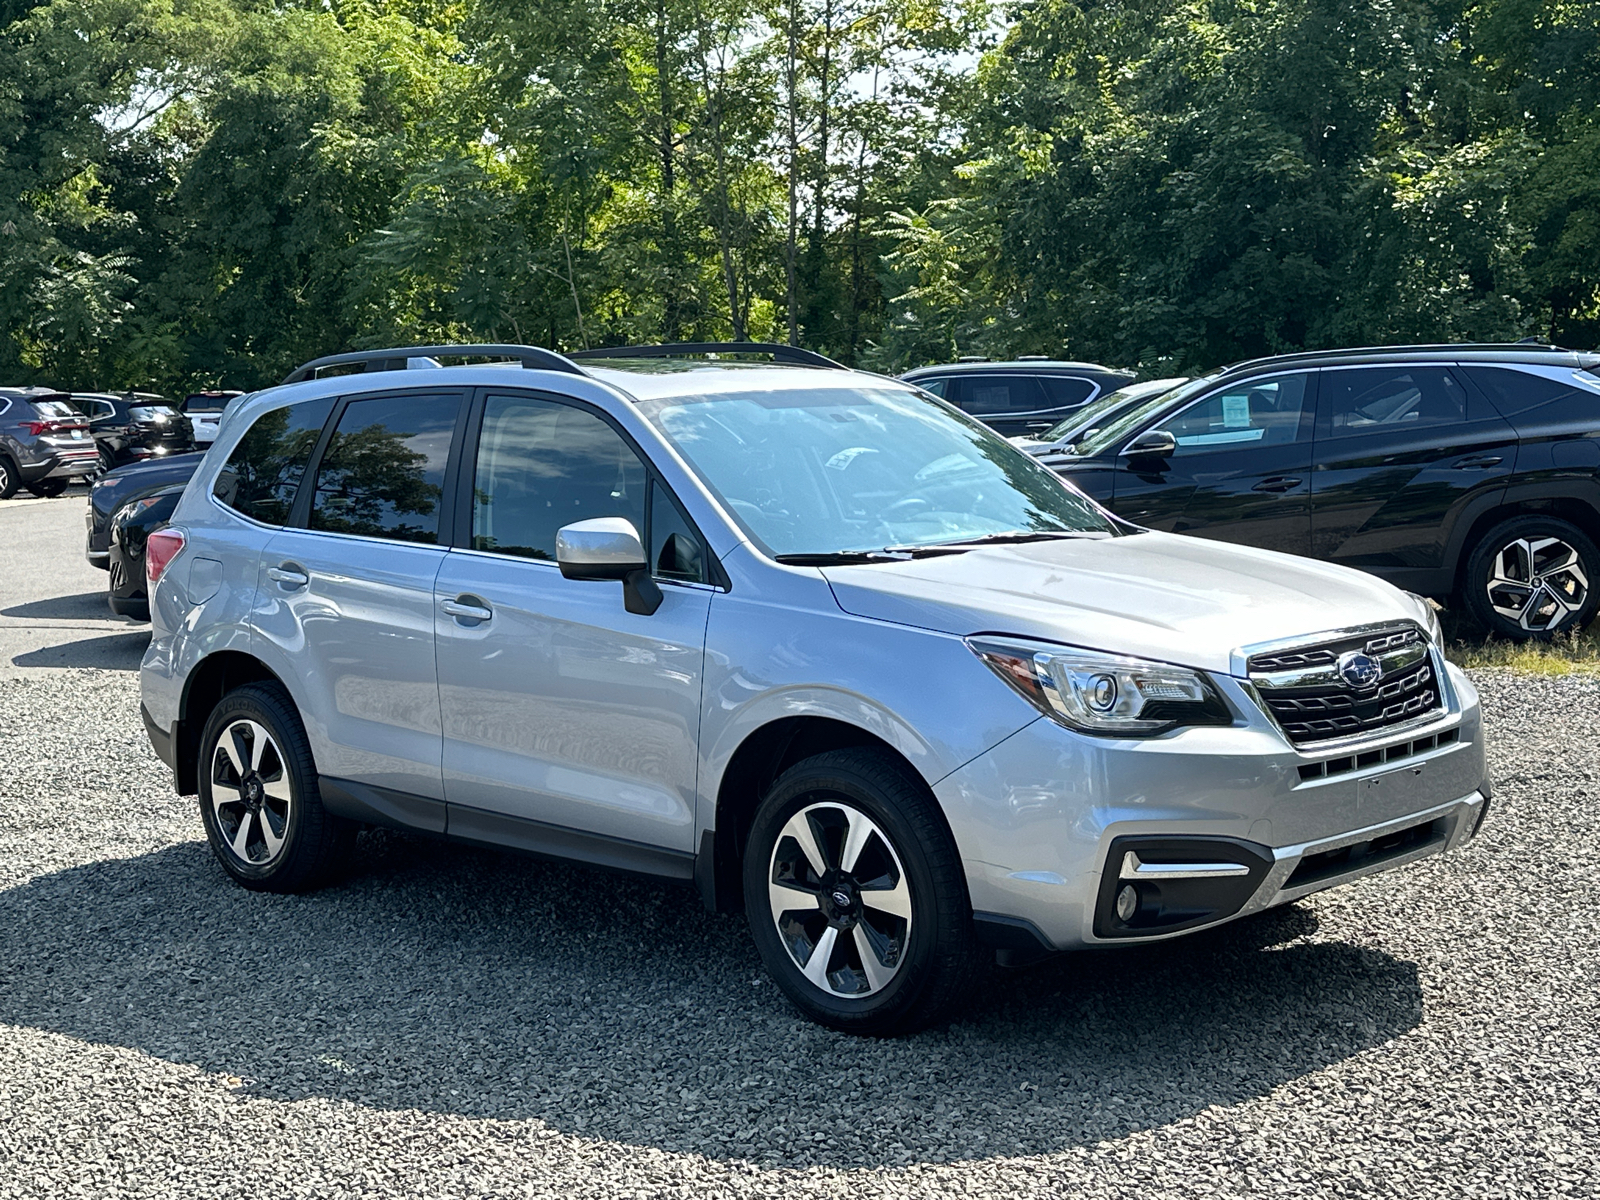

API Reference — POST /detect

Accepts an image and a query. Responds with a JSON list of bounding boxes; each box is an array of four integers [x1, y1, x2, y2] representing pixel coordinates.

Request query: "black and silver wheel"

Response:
[[743, 749, 983, 1034], [197, 683, 351, 892], [1463, 516, 1600, 640], [0, 457, 17, 500]]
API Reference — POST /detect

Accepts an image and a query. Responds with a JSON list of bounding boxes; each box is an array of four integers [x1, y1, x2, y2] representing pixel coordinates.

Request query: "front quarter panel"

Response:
[[697, 543, 1040, 847]]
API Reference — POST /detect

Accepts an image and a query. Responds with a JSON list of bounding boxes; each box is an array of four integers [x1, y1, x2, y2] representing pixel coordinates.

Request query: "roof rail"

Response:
[[568, 341, 846, 370], [281, 344, 585, 386], [1214, 341, 1580, 379]]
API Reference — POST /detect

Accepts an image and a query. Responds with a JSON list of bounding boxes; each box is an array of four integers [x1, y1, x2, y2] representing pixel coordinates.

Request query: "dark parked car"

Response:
[[107, 483, 184, 620], [85, 452, 204, 569], [1048, 343, 1600, 639], [0, 387, 100, 498], [71, 392, 196, 473], [900, 359, 1136, 437]]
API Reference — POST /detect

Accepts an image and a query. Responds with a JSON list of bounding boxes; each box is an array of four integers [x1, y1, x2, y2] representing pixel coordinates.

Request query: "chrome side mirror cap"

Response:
[[1122, 429, 1176, 457], [556, 518, 661, 615]]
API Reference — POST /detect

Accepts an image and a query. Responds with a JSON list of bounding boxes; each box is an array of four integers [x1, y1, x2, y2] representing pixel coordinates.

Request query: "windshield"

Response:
[[637, 384, 1118, 557], [1037, 379, 1184, 443], [1073, 374, 1221, 458]]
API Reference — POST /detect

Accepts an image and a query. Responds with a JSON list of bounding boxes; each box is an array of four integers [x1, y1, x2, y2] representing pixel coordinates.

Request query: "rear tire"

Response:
[[197, 682, 353, 893], [25, 479, 67, 498], [743, 748, 985, 1035], [0, 457, 17, 500], [1461, 516, 1600, 640]]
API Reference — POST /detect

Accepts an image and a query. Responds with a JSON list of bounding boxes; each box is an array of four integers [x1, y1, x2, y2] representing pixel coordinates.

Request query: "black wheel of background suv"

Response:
[[197, 682, 353, 892], [1462, 515, 1600, 640], [742, 748, 985, 1035], [25, 479, 67, 498], [0, 457, 17, 500]]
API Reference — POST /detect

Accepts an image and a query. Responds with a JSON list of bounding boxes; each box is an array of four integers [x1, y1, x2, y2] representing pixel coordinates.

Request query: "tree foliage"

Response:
[[0, 0, 1594, 391]]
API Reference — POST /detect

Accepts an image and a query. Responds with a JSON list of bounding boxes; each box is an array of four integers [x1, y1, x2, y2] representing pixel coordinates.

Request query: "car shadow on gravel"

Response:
[[0, 592, 113, 621], [9, 631, 148, 670], [0, 833, 1422, 1168]]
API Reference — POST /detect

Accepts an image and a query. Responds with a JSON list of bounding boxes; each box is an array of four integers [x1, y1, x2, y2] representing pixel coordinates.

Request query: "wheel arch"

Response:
[[174, 651, 287, 795], [699, 715, 944, 915], [1448, 490, 1600, 596]]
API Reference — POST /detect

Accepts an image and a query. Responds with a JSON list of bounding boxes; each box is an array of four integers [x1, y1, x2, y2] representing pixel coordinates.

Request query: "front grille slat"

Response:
[[1249, 626, 1442, 747]]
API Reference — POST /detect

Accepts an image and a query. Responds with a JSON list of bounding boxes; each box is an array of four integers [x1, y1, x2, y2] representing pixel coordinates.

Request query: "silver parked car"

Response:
[[138, 342, 1490, 1034]]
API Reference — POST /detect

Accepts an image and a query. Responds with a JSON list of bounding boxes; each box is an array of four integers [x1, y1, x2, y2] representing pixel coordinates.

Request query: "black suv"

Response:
[[1049, 343, 1600, 639], [0, 387, 99, 498], [71, 392, 195, 472], [900, 359, 1136, 437]]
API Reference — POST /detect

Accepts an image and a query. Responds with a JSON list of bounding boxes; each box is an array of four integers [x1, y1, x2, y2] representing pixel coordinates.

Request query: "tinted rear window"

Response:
[[213, 399, 335, 526], [309, 393, 459, 544], [1040, 376, 1096, 407], [29, 399, 79, 420], [1462, 366, 1600, 422]]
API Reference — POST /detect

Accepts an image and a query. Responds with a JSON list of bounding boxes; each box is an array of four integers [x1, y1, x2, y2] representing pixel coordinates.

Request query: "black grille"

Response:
[[1252, 628, 1441, 745]]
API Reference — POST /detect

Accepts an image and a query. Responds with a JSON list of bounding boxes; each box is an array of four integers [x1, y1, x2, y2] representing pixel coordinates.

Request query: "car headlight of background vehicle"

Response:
[[967, 638, 1233, 735]]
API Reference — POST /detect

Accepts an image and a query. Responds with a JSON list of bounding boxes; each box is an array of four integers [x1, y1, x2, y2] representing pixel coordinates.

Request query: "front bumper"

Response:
[[939, 658, 1489, 952]]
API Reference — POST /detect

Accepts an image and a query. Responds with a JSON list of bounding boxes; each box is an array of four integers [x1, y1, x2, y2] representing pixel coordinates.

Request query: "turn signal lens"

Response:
[[145, 528, 186, 587]]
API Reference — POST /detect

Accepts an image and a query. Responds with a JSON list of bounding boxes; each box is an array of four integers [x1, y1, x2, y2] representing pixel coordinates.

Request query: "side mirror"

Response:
[[1122, 429, 1176, 458], [556, 517, 662, 616]]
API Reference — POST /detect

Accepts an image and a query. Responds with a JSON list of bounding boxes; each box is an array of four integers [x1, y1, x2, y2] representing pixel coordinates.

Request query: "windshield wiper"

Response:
[[775, 544, 972, 565], [924, 530, 1109, 549]]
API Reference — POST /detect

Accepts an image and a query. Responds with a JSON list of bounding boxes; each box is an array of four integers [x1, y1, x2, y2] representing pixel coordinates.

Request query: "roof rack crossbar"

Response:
[[281, 344, 585, 386], [1215, 341, 1584, 379], [567, 342, 846, 370]]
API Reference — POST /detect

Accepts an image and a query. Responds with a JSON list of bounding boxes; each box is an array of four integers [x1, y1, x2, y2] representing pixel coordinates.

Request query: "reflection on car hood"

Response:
[[819, 532, 1420, 675]]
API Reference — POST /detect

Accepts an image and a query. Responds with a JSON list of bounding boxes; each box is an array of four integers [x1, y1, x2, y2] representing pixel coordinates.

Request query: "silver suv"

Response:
[[138, 343, 1490, 1034]]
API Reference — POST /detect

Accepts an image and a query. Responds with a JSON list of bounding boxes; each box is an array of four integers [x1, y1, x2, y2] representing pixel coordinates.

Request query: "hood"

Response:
[[820, 532, 1425, 676]]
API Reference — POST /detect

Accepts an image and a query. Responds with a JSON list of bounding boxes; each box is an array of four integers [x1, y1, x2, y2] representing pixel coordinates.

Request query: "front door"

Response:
[[254, 389, 463, 800], [1109, 372, 1316, 555], [1311, 365, 1517, 574], [434, 391, 712, 858]]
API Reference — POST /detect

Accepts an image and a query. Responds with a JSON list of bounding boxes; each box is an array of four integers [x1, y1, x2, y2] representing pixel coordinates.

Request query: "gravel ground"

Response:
[[0, 667, 1595, 1199]]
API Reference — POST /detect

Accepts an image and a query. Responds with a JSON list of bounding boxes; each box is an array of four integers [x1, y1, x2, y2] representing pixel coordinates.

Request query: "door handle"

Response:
[[266, 565, 309, 588], [1454, 455, 1503, 470], [440, 597, 493, 623], [1251, 476, 1303, 493]]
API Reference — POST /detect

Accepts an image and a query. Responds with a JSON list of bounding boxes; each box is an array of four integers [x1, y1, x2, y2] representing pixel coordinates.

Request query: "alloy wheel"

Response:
[[210, 719, 293, 866], [767, 801, 912, 998], [1486, 536, 1590, 632]]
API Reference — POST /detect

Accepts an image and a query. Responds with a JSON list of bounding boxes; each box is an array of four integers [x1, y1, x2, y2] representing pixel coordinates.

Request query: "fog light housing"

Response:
[[1115, 883, 1138, 921]]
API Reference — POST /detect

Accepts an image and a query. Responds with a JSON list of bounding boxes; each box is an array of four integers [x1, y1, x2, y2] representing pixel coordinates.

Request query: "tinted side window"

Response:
[[913, 377, 948, 399], [471, 394, 647, 561], [213, 398, 335, 526], [1462, 366, 1598, 423], [649, 481, 706, 582], [1040, 376, 1095, 407], [308, 394, 457, 544], [1160, 373, 1311, 454], [949, 375, 1048, 413], [1321, 367, 1466, 434]]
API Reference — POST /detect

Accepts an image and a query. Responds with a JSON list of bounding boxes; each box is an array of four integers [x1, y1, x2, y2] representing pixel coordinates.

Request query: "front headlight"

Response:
[[1405, 592, 1443, 645], [967, 638, 1233, 736]]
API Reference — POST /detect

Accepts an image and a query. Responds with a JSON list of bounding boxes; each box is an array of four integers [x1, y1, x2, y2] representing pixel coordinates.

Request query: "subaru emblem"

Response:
[[1338, 650, 1382, 689], [831, 890, 853, 909]]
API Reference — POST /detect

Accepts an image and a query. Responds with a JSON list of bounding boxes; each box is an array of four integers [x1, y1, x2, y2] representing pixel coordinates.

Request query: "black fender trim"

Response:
[[972, 911, 1055, 953], [320, 776, 447, 834], [140, 703, 174, 772]]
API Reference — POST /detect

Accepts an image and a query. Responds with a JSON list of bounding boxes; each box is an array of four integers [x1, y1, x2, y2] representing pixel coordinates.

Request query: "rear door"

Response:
[[255, 389, 465, 800], [1109, 372, 1316, 555], [1311, 365, 1516, 581], [432, 390, 712, 863]]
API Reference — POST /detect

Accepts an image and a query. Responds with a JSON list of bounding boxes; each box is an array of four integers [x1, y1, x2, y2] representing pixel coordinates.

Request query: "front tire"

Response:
[[25, 478, 67, 498], [197, 683, 352, 892], [0, 457, 17, 500], [1461, 516, 1600, 640], [743, 749, 984, 1035]]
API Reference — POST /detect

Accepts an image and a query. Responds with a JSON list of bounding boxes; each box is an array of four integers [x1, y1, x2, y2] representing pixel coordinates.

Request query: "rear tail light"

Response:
[[23, 419, 88, 436], [146, 528, 186, 588]]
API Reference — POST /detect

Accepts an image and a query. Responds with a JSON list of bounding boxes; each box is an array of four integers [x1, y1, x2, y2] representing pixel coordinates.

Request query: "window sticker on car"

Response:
[[1222, 395, 1251, 427], [826, 446, 878, 471]]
